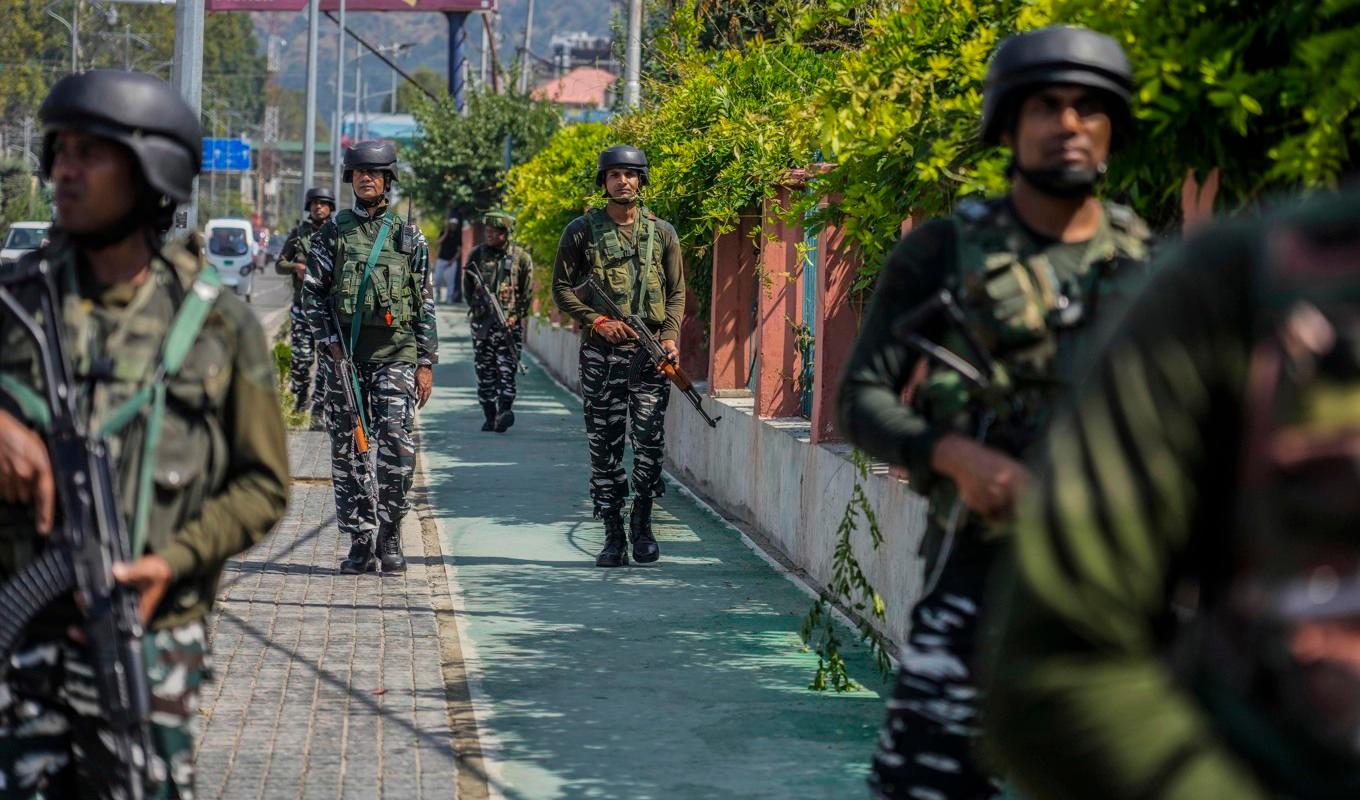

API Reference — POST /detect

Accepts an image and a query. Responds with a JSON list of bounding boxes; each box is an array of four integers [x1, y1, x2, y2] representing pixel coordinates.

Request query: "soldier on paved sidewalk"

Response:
[[275, 186, 336, 422], [304, 140, 437, 575], [551, 145, 686, 568], [463, 210, 532, 432], [837, 27, 1152, 799], [0, 70, 290, 798]]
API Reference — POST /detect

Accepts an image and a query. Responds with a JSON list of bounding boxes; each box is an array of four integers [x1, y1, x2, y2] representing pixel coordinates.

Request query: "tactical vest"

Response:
[[915, 198, 1151, 458], [0, 239, 230, 623], [330, 209, 421, 331], [1182, 205, 1360, 797], [468, 244, 522, 304], [585, 206, 667, 326]]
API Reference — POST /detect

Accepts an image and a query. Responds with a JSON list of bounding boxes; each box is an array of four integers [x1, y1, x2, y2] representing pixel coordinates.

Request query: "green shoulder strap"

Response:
[[349, 216, 395, 353], [0, 373, 52, 431], [630, 214, 658, 314], [98, 263, 223, 556]]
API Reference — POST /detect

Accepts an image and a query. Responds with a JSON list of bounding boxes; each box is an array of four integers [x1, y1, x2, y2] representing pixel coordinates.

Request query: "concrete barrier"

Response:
[[526, 317, 930, 648]]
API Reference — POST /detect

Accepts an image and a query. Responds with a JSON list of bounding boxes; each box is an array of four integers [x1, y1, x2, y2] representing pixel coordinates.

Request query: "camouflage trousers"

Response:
[[868, 535, 1002, 800], [0, 621, 209, 800], [288, 307, 325, 413], [578, 339, 670, 518], [470, 320, 522, 405], [323, 359, 417, 541]]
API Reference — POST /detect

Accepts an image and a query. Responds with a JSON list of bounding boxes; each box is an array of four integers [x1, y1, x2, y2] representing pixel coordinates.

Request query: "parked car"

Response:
[[1, 221, 50, 265], [204, 218, 259, 302]]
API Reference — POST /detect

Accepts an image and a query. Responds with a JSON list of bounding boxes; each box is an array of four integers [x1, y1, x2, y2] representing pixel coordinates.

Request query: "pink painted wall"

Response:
[[755, 185, 805, 418]]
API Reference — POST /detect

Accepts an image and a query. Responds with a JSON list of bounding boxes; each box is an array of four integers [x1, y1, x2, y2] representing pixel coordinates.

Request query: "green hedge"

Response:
[[508, 0, 1360, 305]]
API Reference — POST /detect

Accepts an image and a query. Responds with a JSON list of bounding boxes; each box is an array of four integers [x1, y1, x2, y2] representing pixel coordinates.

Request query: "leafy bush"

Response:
[[405, 89, 562, 218]]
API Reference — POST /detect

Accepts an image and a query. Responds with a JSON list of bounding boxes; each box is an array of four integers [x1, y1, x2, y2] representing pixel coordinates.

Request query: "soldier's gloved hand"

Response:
[[595, 318, 638, 345], [415, 365, 434, 408], [0, 408, 55, 534], [112, 555, 173, 626], [929, 434, 1031, 522]]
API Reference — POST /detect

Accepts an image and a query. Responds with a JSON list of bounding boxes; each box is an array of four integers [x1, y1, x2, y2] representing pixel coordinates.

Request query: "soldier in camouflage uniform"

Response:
[[837, 28, 1151, 799], [0, 70, 290, 799], [551, 145, 686, 568], [304, 140, 436, 575], [463, 210, 532, 432], [274, 186, 336, 420]]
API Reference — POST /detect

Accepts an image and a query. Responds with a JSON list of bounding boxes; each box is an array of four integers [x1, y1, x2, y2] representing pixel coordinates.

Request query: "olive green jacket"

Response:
[[0, 234, 291, 632]]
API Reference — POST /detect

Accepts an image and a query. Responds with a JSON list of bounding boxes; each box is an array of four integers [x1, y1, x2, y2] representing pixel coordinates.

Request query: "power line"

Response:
[[323, 11, 438, 103]]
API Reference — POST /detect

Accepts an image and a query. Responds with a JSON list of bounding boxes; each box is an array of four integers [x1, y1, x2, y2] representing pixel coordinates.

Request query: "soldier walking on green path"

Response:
[[304, 140, 437, 575], [0, 70, 290, 798], [275, 186, 336, 420], [551, 145, 686, 568], [837, 27, 1151, 799], [984, 189, 1360, 800], [463, 210, 532, 432]]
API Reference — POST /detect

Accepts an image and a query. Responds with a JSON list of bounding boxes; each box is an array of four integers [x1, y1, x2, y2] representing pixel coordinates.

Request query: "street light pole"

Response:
[[301, 0, 320, 205], [333, 0, 346, 202], [625, 0, 641, 108], [172, 0, 204, 233]]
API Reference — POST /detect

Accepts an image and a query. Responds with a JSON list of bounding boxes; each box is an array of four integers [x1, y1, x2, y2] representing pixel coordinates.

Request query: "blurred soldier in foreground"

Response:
[[985, 189, 1360, 800], [0, 70, 289, 798], [463, 210, 532, 432], [304, 141, 436, 575], [837, 27, 1151, 798], [275, 186, 336, 421]]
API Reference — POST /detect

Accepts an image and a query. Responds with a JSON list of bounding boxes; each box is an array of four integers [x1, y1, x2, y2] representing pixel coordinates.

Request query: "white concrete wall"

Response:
[[526, 317, 929, 647]]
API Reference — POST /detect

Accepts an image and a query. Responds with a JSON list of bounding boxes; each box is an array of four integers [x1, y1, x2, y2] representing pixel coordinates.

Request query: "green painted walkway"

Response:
[[420, 308, 886, 800]]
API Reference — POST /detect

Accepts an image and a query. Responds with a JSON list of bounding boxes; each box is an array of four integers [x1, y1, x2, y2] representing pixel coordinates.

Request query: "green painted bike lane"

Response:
[[420, 309, 886, 799]]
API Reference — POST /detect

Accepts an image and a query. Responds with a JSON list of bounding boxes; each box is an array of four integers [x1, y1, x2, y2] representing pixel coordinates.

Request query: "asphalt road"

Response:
[[234, 261, 294, 339]]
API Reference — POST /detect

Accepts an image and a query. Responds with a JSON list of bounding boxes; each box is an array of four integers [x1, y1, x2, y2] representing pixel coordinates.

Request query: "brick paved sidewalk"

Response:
[[193, 431, 481, 800]]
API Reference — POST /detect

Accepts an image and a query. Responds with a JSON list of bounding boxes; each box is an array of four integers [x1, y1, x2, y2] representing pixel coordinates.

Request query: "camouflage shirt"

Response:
[[275, 218, 324, 305]]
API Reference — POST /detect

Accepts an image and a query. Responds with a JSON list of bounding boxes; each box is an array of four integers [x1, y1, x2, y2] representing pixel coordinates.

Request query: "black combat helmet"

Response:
[[981, 26, 1135, 148], [595, 145, 649, 187], [39, 69, 202, 203], [343, 140, 398, 184], [304, 186, 336, 209]]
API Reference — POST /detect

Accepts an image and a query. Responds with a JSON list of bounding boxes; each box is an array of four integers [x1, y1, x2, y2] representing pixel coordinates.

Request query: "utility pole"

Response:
[[625, 0, 642, 108], [518, 0, 535, 94], [479, 10, 489, 89], [301, 0, 320, 203], [446, 12, 468, 113], [172, 0, 204, 233], [333, 0, 346, 202]]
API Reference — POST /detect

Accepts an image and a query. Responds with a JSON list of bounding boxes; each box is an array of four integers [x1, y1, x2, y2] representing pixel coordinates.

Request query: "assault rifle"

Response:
[[0, 259, 155, 800], [890, 288, 1005, 595], [574, 274, 721, 428], [466, 265, 511, 334], [329, 303, 370, 456], [467, 262, 528, 374]]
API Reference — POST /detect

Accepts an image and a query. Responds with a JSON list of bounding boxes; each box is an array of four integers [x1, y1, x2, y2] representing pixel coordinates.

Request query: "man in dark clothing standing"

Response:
[[551, 145, 686, 568]]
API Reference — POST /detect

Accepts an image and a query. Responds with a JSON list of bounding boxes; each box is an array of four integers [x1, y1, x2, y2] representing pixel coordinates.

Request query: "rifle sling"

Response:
[[349, 217, 395, 355]]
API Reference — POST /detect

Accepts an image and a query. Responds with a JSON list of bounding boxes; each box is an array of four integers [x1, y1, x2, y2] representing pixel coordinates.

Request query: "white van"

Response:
[[204, 218, 260, 302], [1, 221, 50, 265]]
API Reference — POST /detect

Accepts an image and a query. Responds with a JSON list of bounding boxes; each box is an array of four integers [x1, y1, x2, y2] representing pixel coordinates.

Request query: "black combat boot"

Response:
[[378, 523, 406, 572], [595, 514, 629, 567], [493, 399, 515, 433], [340, 534, 378, 574], [480, 401, 497, 431], [629, 495, 660, 564]]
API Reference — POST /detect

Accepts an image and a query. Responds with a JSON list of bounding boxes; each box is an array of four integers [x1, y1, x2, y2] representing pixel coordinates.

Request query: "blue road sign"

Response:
[[201, 138, 252, 172]]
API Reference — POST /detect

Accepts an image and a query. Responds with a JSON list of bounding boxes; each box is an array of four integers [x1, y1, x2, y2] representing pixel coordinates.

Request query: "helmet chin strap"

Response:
[[1013, 158, 1108, 200], [604, 191, 639, 207]]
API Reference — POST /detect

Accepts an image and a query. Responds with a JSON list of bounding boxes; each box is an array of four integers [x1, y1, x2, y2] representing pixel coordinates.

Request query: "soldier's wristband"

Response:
[[591, 316, 611, 332]]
